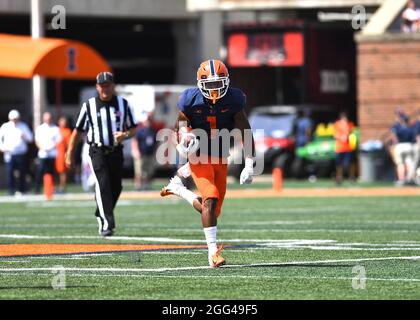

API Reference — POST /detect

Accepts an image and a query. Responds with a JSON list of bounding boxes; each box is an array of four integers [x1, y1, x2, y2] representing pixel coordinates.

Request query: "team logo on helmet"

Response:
[[197, 59, 230, 104]]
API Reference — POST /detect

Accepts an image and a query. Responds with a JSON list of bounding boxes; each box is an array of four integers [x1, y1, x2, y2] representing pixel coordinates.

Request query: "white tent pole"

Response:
[[31, 0, 45, 130]]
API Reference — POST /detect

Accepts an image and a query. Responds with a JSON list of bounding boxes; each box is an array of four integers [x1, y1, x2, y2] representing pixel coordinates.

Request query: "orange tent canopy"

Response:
[[0, 33, 111, 79]]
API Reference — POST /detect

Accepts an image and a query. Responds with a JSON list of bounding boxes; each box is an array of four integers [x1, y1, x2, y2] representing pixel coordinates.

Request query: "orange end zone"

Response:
[[0, 244, 207, 258]]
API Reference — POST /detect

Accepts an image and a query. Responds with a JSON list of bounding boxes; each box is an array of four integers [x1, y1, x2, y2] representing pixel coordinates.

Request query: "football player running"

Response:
[[160, 59, 255, 268]]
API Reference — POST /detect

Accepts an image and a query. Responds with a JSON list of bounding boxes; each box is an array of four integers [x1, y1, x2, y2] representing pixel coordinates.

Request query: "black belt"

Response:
[[90, 144, 122, 153]]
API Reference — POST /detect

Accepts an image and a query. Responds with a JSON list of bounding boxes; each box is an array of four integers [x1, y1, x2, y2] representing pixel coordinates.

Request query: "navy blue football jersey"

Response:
[[177, 87, 246, 158]]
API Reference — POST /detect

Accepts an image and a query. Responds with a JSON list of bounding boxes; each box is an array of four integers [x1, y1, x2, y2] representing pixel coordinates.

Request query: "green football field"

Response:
[[0, 189, 420, 300]]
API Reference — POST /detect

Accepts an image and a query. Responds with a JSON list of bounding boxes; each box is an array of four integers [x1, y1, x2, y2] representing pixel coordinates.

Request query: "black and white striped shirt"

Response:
[[75, 95, 137, 147]]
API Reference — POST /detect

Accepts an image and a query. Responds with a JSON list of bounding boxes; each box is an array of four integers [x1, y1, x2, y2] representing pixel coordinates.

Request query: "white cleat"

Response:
[[160, 176, 185, 197]]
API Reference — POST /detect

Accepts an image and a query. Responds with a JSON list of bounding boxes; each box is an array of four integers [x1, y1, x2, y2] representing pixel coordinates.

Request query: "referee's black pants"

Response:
[[89, 146, 123, 231]]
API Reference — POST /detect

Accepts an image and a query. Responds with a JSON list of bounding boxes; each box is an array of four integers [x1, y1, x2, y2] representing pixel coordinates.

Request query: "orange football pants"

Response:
[[189, 159, 227, 218]]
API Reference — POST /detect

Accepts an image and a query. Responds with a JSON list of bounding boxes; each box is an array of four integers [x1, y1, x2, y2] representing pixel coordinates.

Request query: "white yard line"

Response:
[[0, 234, 335, 244], [140, 251, 203, 255], [289, 247, 420, 251], [70, 253, 114, 257], [289, 276, 420, 283], [24, 200, 180, 208], [2, 227, 418, 233], [66, 274, 420, 283], [1, 272, 419, 284], [0, 255, 419, 274], [243, 220, 420, 225], [2, 272, 420, 284], [244, 221, 314, 225]]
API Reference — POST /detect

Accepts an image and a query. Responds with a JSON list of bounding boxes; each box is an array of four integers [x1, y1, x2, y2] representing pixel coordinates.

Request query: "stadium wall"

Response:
[[356, 33, 420, 143]]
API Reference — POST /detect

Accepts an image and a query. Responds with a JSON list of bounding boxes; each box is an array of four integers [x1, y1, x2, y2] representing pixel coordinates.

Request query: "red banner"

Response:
[[227, 32, 304, 67]]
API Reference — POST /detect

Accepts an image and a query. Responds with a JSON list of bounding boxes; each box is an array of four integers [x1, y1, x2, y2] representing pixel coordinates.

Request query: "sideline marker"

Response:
[[43, 173, 54, 200], [272, 167, 283, 192]]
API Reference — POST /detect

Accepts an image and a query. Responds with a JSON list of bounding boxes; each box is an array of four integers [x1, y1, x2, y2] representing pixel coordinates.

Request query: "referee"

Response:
[[65, 72, 137, 237]]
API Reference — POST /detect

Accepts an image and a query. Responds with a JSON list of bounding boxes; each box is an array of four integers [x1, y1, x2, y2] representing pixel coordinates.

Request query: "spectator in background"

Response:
[[132, 116, 157, 191], [293, 108, 314, 179], [412, 114, 420, 183], [80, 138, 95, 192], [295, 108, 314, 148], [390, 109, 416, 186], [72, 135, 84, 184], [333, 111, 355, 185], [401, 0, 420, 33], [131, 124, 142, 190], [0, 109, 33, 195], [34, 112, 62, 194], [55, 116, 72, 194]]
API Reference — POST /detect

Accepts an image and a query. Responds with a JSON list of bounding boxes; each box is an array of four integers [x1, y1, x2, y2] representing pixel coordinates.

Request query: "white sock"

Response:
[[203, 226, 218, 257], [178, 187, 198, 206], [177, 162, 191, 179], [171, 175, 183, 186]]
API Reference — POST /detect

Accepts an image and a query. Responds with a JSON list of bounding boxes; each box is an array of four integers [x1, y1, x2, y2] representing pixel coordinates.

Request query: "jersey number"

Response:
[[207, 116, 216, 129], [207, 116, 217, 139]]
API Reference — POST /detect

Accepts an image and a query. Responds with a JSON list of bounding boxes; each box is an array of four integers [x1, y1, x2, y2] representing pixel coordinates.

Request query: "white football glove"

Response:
[[176, 132, 199, 157], [240, 158, 254, 185]]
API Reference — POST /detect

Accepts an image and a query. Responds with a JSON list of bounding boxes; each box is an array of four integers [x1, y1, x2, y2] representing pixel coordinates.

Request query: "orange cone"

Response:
[[272, 167, 283, 192], [43, 173, 54, 200]]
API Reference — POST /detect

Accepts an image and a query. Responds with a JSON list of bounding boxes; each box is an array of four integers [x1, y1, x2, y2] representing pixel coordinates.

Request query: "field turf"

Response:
[[0, 188, 420, 300]]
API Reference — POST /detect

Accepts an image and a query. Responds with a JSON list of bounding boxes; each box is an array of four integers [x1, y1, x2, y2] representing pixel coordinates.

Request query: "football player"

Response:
[[161, 59, 255, 268]]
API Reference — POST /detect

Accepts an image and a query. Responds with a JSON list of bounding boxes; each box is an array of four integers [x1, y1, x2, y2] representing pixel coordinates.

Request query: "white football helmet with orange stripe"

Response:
[[197, 59, 230, 104]]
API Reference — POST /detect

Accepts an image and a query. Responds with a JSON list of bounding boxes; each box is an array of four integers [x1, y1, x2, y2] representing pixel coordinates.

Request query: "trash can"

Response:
[[359, 150, 386, 182], [359, 140, 395, 182]]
